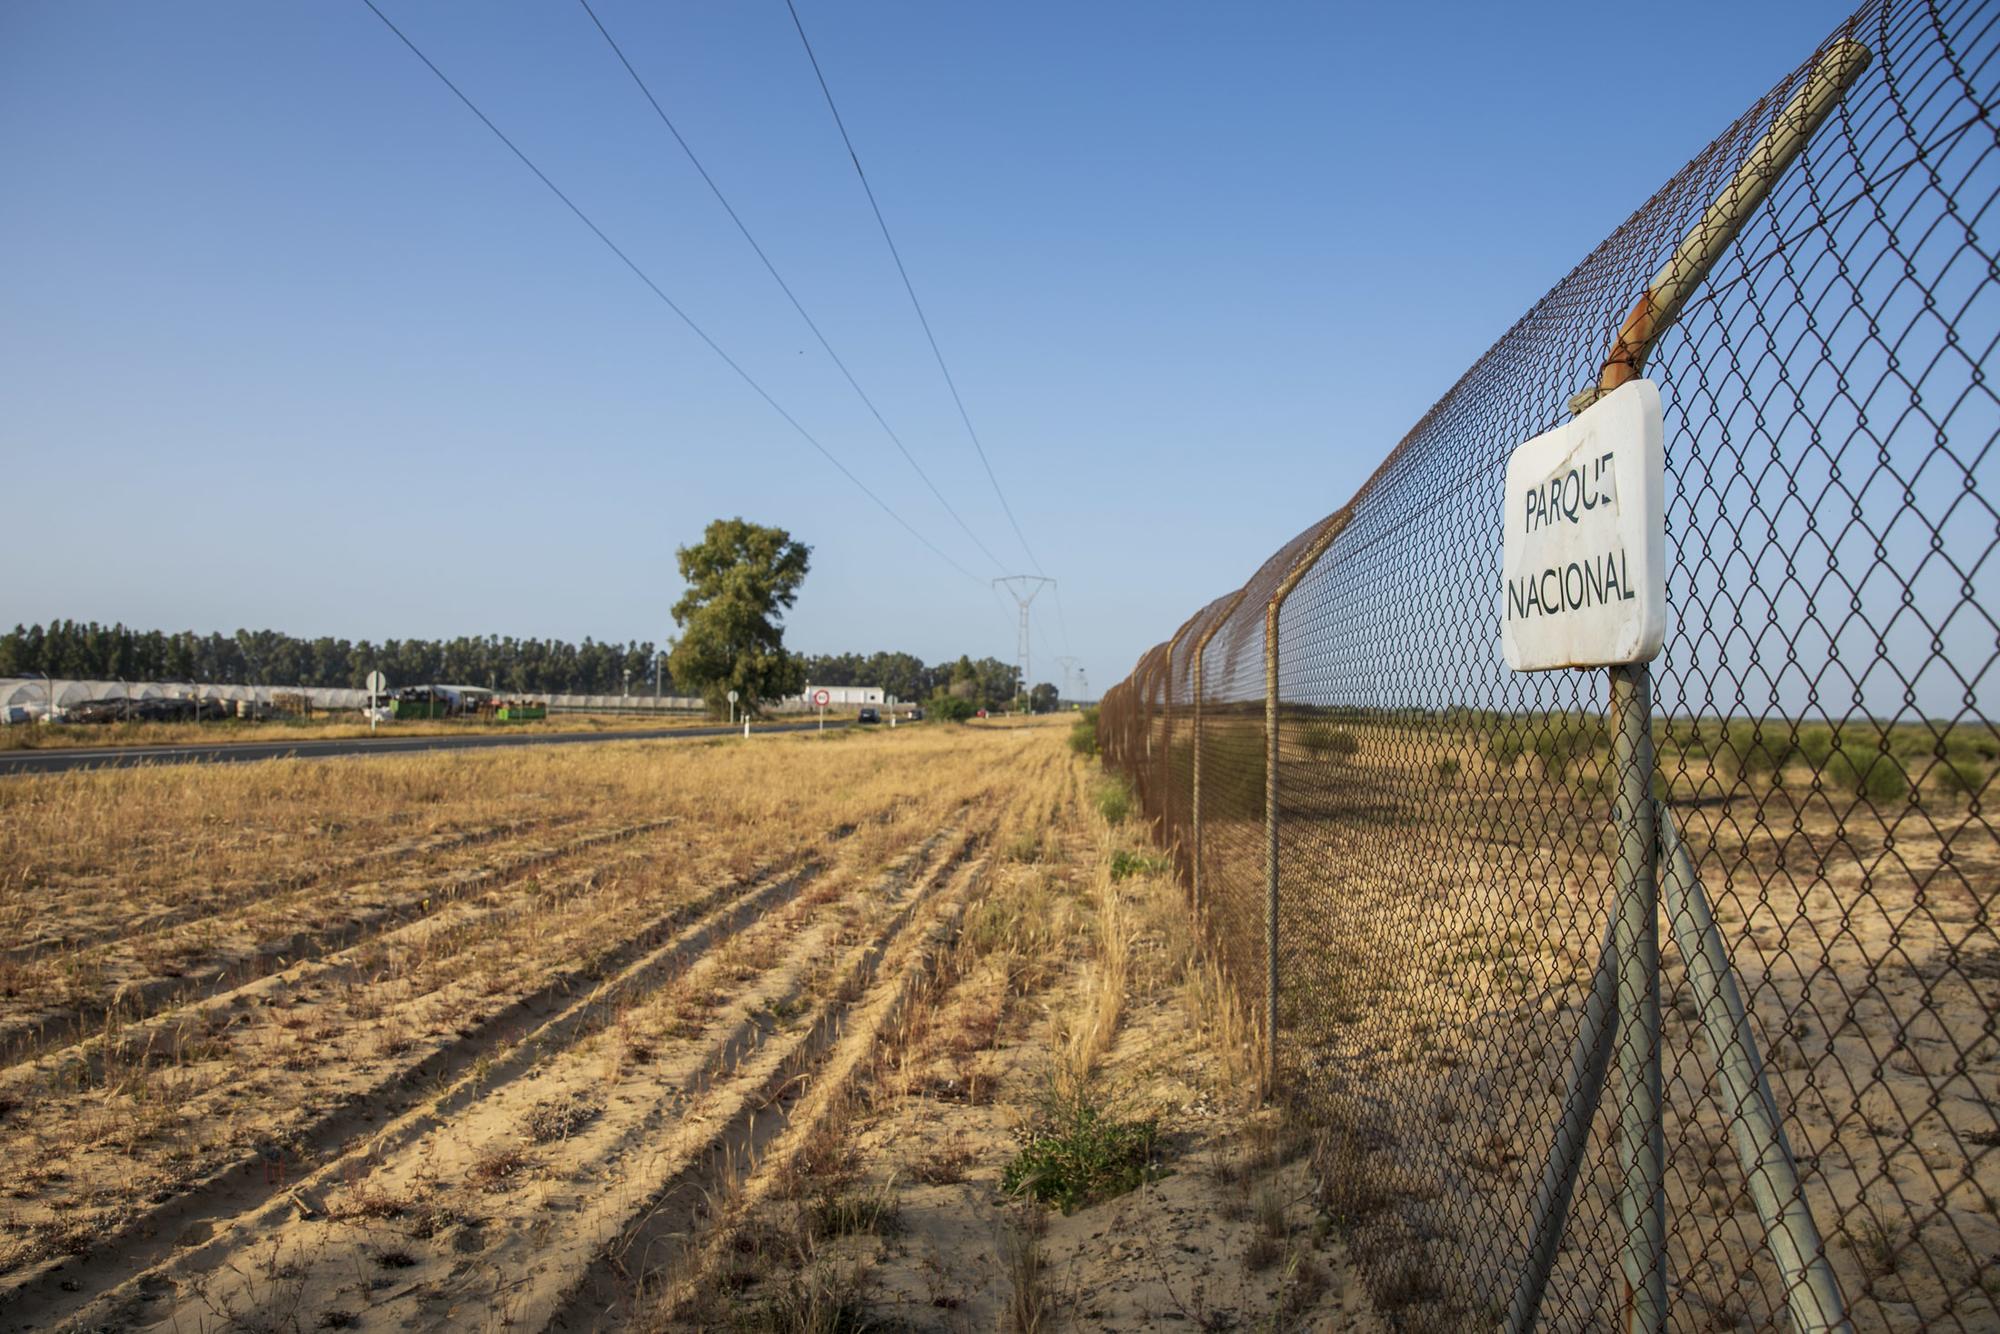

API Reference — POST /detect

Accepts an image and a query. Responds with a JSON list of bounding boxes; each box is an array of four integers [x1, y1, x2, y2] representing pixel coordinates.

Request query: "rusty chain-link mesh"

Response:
[[1099, 2, 1997, 1328]]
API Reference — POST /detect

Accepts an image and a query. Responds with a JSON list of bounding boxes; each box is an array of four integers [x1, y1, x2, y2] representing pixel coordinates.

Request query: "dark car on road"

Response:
[[858, 706, 880, 724]]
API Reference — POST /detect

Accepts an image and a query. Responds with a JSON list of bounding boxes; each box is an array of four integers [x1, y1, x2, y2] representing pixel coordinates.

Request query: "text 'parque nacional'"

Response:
[[1500, 379, 1666, 672]]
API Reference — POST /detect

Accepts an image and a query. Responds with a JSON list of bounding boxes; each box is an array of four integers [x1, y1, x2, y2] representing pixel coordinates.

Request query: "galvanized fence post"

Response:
[[1262, 600, 1280, 1100], [1189, 595, 1244, 912], [1661, 817, 1850, 1332], [1192, 642, 1202, 904], [1611, 664, 1666, 1332]]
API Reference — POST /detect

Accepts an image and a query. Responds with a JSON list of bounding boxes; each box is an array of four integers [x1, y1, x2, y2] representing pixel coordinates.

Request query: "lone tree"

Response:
[[667, 519, 811, 717]]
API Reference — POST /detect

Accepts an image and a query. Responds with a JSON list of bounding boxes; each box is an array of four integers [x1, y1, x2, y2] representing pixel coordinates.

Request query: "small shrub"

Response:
[[1487, 728, 1528, 770], [1434, 756, 1461, 784], [1737, 733, 1795, 779], [1003, 1082, 1159, 1214], [1945, 725, 2000, 765], [1068, 707, 1099, 757], [1827, 746, 1909, 802], [1109, 849, 1168, 881], [1796, 725, 1839, 768], [1300, 723, 1359, 760], [1530, 718, 1605, 780], [1094, 778, 1132, 826], [928, 694, 977, 724], [1932, 756, 1987, 801]]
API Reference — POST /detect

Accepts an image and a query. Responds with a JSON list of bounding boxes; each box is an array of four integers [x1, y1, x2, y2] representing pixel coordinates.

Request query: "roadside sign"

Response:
[[364, 671, 388, 735], [1501, 379, 1665, 672], [727, 690, 739, 703], [812, 689, 830, 708]]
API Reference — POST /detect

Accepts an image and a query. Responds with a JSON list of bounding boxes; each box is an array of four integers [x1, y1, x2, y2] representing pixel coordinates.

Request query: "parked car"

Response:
[[908, 707, 925, 721], [858, 706, 880, 724]]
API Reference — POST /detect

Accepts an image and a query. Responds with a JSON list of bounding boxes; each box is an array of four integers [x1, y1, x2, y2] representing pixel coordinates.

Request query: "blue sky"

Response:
[[0, 1, 1850, 691]]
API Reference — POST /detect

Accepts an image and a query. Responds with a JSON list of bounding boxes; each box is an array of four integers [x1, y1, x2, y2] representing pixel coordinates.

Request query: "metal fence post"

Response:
[[1611, 663, 1665, 1332], [1661, 816, 1850, 1332], [1190, 593, 1248, 911], [1262, 601, 1280, 1100], [1508, 912, 1620, 1332], [1192, 643, 1203, 903]]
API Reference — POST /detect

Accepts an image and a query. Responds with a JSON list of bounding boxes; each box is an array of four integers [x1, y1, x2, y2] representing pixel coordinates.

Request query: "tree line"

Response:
[[0, 621, 1049, 709], [0, 621, 660, 696]]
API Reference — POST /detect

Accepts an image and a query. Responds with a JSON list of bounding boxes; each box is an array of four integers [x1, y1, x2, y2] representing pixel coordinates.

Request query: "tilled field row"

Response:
[[0, 835, 750, 1304], [0, 791, 973, 1314], [0, 815, 682, 1068], [2, 810, 592, 967], [29, 800, 1000, 1331]]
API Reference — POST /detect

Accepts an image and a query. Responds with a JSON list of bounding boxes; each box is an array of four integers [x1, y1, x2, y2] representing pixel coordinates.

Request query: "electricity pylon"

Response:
[[1054, 656, 1083, 703], [993, 576, 1054, 705]]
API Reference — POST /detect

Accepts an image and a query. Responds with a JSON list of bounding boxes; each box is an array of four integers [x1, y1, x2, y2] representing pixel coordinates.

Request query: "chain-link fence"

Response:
[[1099, 2, 1997, 1328]]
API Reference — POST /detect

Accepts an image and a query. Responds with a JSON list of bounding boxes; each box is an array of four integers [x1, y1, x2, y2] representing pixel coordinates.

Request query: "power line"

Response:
[[781, 0, 1047, 577], [358, 0, 983, 583], [576, 0, 1008, 575]]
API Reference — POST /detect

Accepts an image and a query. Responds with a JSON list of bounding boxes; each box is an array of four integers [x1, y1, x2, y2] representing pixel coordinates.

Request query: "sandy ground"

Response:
[[1176, 725, 1998, 1333], [662, 743, 1382, 1333]]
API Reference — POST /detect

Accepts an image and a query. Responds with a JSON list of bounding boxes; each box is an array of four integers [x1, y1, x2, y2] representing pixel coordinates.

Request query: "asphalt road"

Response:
[[0, 719, 853, 776]]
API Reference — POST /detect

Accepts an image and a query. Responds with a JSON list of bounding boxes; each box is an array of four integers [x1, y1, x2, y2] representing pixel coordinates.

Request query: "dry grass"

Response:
[[0, 723, 1059, 1313], [0, 708, 759, 752]]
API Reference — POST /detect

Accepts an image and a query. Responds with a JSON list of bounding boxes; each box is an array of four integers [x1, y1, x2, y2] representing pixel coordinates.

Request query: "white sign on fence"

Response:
[[1501, 379, 1666, 672]]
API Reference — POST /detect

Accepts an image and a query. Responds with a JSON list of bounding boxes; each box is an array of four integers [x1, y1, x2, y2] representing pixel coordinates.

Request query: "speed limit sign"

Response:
[[812, 689, 830, 708]]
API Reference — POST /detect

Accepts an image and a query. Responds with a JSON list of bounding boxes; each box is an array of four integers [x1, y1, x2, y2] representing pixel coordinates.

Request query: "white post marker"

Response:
[[1501, 379, 1665, 672], [813, 688, 830, 732], [365, 670, 388, 736]]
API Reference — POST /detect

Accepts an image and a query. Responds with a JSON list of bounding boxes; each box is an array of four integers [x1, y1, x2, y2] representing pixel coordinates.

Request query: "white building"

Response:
[[797, 684, 886, 706]]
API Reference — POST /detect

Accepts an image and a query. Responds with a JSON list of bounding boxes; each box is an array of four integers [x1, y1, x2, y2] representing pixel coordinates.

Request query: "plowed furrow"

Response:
[[4, 811, 585, 967], [0, 848, 822, 1321], [58, 815, 985, 1333], [569, 846, 986, 1328], [0, 816, 676, 1067]]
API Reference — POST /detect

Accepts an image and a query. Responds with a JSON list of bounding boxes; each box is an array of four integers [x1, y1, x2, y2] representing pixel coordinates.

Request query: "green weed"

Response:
[[1109, 849, 1169, 881], [1068, 707, 1099, 757], [1094, 777, 1132, 826], [1826, 746, 1909, 802], [1003, 1080, 1160, 1214]]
